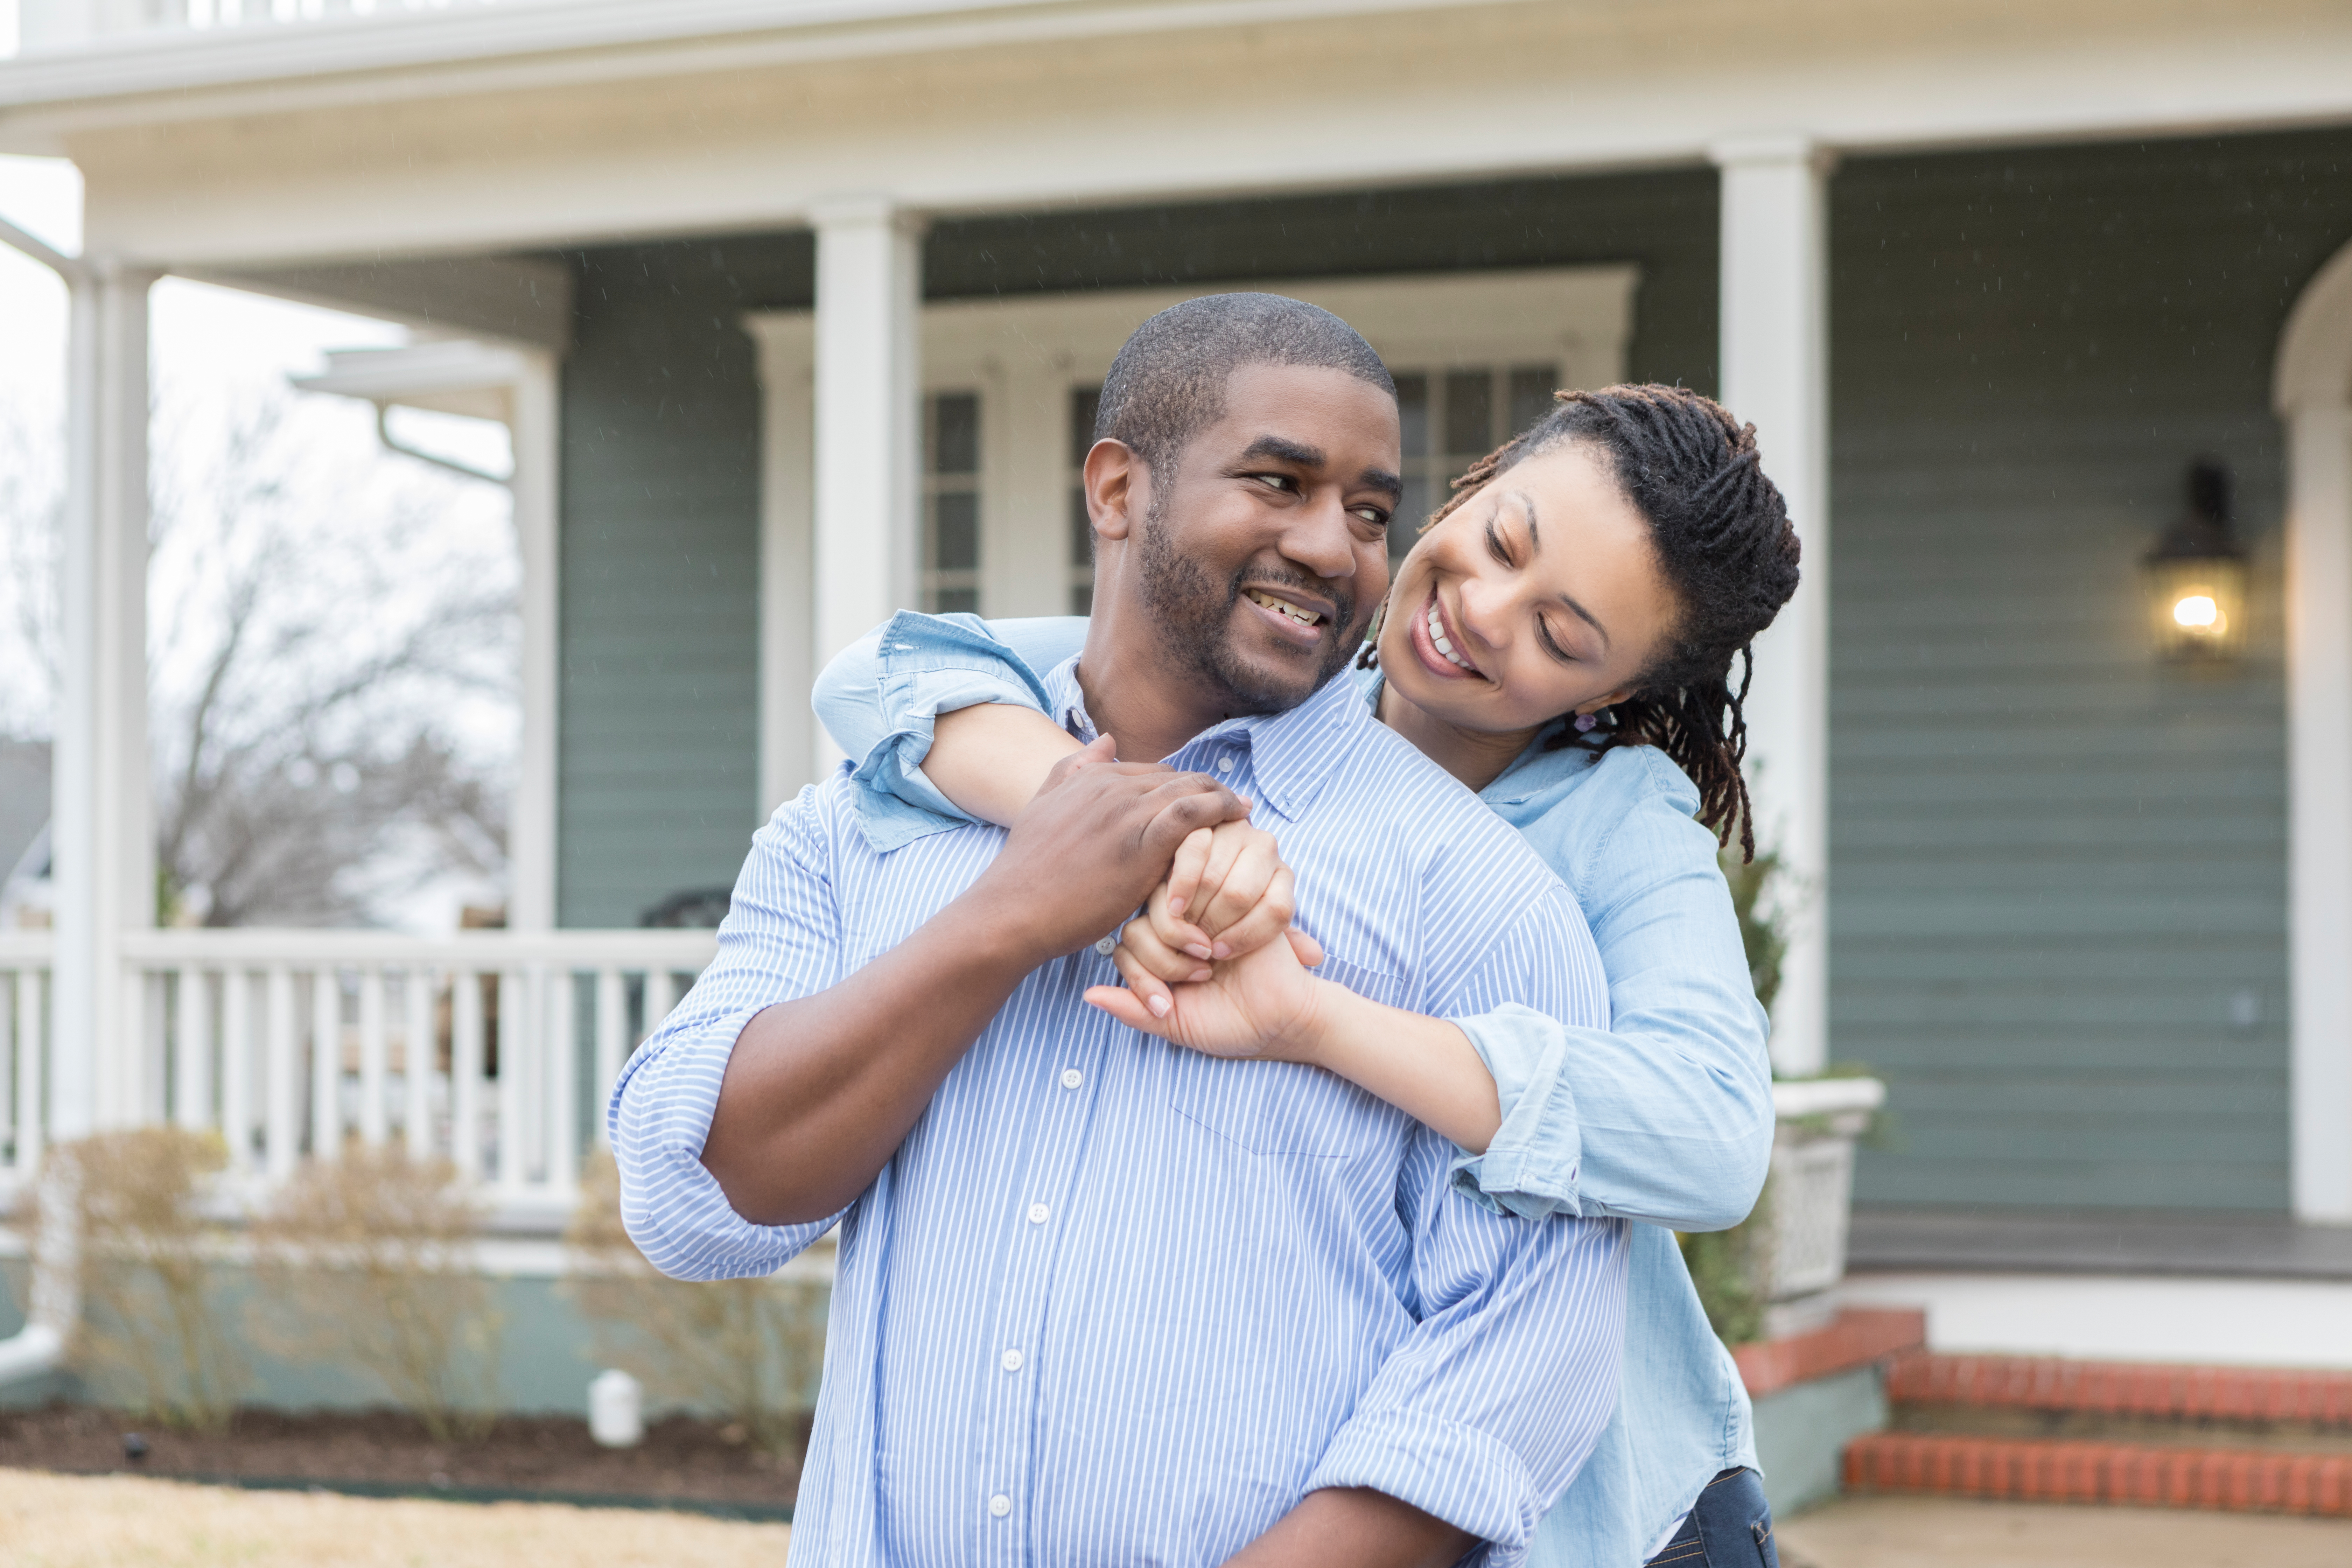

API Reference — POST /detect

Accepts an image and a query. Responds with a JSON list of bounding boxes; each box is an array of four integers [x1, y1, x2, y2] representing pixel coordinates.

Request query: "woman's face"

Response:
[[1378, 441, 1679, 737]]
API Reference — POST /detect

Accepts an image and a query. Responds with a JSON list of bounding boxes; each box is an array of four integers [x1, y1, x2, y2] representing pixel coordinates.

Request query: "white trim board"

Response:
[[1838, 1272, 2352, 1370]]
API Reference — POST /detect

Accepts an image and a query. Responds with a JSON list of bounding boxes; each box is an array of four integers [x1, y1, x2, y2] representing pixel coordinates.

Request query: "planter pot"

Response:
[[1757, 1077, 1885, 1338]]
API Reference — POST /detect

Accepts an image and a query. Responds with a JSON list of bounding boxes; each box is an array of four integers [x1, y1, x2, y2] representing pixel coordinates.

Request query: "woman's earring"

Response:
[[1574, 710, 1601, 733]]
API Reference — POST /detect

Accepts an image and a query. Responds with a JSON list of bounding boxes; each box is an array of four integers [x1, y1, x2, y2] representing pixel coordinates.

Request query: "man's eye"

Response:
[[1352, 506, 1390, 527], [1253, 473, 1298, 493]]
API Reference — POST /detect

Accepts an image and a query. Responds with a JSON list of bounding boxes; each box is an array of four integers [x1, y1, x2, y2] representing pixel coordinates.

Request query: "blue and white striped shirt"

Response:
[[613, 658, 1628, 1568]]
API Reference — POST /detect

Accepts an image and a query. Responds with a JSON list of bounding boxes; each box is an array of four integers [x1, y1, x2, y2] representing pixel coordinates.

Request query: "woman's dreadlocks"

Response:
[[1373, 384, 1802, 861]]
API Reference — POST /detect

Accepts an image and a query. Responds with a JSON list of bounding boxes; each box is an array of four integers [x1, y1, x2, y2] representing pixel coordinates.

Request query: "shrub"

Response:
[[248, 1144, 500, 1443], [563, 1150, 824, 1454], [25, 1129, 243, 1431]]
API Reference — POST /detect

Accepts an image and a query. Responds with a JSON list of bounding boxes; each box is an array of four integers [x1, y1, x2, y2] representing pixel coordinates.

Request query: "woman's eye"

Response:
[[1537, 618, 1574, 664], [1486, 519, 1513, 566]]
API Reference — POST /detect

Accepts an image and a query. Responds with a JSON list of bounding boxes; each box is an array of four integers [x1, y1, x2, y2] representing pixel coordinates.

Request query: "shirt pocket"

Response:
[[1167, 954, 1410, 1158]]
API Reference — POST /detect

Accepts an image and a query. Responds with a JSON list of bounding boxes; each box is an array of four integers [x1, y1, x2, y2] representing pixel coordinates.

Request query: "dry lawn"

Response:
[[0, 1468, 791, 1568], [1779, 1494, 2352, 1568]]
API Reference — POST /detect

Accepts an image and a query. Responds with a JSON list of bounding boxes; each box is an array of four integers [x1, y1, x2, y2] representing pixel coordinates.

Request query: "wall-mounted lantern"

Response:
[[2144, 460, 2248, 662]]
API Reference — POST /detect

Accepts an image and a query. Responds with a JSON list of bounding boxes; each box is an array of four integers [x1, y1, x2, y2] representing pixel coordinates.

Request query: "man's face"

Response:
[[1122, 363, 1401, 716]]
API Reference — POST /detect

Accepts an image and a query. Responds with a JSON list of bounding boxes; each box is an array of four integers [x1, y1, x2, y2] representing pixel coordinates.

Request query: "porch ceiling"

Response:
[[6, 0, 2351, 272]]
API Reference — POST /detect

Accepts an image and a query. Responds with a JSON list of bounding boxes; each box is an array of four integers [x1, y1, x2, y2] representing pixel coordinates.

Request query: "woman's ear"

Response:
[[1084, 439, 1147, 542], [1580, 687, 1640, 716]]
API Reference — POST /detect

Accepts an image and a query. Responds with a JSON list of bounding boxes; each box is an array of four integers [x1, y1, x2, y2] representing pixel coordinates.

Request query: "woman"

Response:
[[816, 384, 1801, 1568]]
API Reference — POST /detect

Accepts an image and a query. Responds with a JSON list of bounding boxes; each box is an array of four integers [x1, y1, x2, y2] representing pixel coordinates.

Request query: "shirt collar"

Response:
[[1041, 657, 1373, 823]]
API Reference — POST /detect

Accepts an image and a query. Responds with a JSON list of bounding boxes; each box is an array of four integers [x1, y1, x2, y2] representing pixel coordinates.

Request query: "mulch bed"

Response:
[[0, 1404, 806, 1516]]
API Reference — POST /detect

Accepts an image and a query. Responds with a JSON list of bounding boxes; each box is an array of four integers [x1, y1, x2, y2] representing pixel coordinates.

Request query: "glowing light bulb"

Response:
[[2172, 595, 2219, 630]]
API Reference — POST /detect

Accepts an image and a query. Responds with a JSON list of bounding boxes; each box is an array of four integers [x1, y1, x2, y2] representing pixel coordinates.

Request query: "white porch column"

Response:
[[2283, 400, 2352, 1222], [743, 312, 817, 816], [507, 349, 560, 933], [1713, 135, 1836, 1076], [810, 198, 926, 772], [53, 262, 159, 1137]]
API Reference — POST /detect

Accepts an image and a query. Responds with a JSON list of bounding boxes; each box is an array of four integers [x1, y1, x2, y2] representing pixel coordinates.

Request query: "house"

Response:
[[2, 0, 2350, 1510]]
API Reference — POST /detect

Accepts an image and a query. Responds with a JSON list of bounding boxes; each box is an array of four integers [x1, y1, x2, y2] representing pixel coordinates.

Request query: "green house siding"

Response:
[[1830, 131, 2352, 1212], [552, 175, 1715, 927], [557, 238, 813, 928]]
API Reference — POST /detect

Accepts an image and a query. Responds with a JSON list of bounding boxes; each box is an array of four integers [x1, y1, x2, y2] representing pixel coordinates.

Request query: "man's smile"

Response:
[[1241, 586, 1334, 642]]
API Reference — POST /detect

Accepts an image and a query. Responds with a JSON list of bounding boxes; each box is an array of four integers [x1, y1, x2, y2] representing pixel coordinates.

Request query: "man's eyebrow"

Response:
[[1236, 434, 1325, 469], [1514, 489, 1609, 647], [1357, 466, 1404, 503]]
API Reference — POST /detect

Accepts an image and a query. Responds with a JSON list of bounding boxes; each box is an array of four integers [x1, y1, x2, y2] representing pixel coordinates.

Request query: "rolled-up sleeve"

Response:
[[1306, 1136, 1629, 1564], [811, 611, 1081, 853], [1447, 1004, 1585, 1220], [609, 788, 849, 1280]]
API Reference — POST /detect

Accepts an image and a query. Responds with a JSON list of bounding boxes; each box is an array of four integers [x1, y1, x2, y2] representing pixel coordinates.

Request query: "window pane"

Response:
[[932, 392, 980, 476], [1508, 366, 1559, 436], [1443, 371, 1492, 457], [932, 587, 981, 615], [1069, 582, 1094, 615], [1391, 474, 1434, 565], [931, 491, 980, 572], [1069, 485, 1093, 567], [1069, 386, 1102, 466], [1394, 373, 1429, 458]]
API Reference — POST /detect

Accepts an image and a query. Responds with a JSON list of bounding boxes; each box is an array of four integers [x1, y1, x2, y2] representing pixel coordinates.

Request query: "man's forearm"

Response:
[[1223, 1489, 1474, 1568], [700, 895, 1040, 1225]]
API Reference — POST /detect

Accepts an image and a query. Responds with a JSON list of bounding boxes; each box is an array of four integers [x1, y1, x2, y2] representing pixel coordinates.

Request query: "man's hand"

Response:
[[701, 735, 1251, 1227], [1220, 1488, 1476, 1568], [969, 736, 1255, 967]]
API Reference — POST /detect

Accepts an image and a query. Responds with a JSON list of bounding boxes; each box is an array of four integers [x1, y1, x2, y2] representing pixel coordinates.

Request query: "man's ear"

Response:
[[1084, 439, 1149, 542]]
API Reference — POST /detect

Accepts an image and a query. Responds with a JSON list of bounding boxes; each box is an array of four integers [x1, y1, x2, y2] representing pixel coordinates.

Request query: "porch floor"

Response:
[[1779, 1495, 2352, 1568], [1848, 1208, 2352, 1281]]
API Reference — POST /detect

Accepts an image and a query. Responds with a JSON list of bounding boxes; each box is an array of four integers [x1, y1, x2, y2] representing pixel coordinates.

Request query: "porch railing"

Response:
[[0, 927, 716, 1226]]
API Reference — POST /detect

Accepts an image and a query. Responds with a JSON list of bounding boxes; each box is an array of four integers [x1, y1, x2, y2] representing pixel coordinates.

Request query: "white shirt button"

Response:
[[1001, 1348, 1023, 1372], [1060, 1068, 1083, 1090], [989, 1494, 1011, 1518], [1093, 935, 1116, 956], [1028, 1202, 1050, 1224], [1216, 755, 1234, 772]]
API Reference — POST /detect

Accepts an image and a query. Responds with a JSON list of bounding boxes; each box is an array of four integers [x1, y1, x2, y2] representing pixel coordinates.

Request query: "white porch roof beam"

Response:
[[7, 1, 2351, 269]]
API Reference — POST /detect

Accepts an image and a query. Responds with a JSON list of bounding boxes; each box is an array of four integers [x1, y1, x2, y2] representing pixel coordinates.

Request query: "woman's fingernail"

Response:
[[1211, 942, 1232, 960], [1184, 944, 1213, 961], [1147, 994, 1171, 1018], [1190, 968, 1212, 983], [1167, 897, 1187, 915]]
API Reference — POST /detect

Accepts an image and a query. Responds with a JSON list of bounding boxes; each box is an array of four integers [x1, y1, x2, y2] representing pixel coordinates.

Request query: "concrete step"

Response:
[[1843, 1431, 2352, 1517]]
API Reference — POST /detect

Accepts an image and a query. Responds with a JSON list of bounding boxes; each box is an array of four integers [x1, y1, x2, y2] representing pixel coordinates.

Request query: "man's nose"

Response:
[[1280, 490, 1362, 582]]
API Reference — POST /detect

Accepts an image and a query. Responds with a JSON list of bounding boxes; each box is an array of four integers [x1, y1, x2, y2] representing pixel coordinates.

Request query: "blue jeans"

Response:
[[1643, 1469, 1778, 1568]]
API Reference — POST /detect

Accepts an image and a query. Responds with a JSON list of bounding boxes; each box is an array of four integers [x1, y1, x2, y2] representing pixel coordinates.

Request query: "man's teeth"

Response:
[[1426, 605, 1474, 671], [1246, 589, 1323, 627]]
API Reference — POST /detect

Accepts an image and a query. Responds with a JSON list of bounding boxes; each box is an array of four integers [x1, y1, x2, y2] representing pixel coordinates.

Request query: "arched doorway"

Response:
[[2276, 239, 2352, 1223]]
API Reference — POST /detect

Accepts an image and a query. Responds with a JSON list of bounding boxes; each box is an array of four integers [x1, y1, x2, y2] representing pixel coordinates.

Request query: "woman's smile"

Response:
[[1408, 590, 1483, 681]]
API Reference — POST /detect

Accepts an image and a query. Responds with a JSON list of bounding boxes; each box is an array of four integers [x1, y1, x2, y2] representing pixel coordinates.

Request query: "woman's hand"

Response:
[[1145, 819, 1297, 959], [1084, 922, 1329, 1061]]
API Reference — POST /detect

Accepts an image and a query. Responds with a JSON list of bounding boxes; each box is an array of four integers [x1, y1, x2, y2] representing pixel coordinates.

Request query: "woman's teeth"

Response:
[[1426, 604, 1474, 671], [1246, 589, 1323, 627]]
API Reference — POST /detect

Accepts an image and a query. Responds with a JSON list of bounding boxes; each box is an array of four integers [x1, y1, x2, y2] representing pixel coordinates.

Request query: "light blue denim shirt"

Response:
[[814, 612, 1773, 1568]]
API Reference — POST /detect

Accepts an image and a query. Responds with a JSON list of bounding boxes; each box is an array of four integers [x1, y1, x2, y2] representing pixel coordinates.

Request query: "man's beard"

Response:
[[1133, 504, 1358, 718]]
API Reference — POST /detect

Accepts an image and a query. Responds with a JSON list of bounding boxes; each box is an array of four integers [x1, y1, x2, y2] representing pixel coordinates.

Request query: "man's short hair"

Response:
[[1093, 293, 1396, 476]]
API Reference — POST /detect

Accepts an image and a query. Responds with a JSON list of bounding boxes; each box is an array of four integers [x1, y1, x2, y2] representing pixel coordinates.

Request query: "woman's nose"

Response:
[[1455, 573, 1511, 650]]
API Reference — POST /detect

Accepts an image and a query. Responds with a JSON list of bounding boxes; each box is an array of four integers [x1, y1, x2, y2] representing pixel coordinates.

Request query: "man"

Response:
[[614, 294, 1627, 1567]]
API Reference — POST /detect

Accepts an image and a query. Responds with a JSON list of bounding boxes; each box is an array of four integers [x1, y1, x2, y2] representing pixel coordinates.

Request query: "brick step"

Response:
[[1843, 1431, 2352, 1517], [1886, 1352, 2352, 1427]]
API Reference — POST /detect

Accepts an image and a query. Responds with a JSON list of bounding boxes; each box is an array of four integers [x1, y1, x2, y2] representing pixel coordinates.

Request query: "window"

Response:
[[1391, 364, 1559, 565], [1067, 385, 1101, 615], [924, 391, 982, 614]]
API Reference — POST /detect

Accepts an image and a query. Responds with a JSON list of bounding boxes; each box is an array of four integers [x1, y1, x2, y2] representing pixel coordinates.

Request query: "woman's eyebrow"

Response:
[[1510, 492, 1610, 647]]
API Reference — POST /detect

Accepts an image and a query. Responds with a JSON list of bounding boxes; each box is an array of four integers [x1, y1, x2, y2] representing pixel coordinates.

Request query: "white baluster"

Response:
[[403, 969, 432, 1159], [13, 967, 40, 1175], [497, 968, 528, 1189], [311, 966, 342, 1161], [117, 964, 148, 1129], [644, 967, 678, 1039], [175, 967, 212, 1132], [358, 967, 387, 1146], [592, 966, 624, 1149], [451, 967, 484, 1179], [265, 966, 297, 1180], [144, 968, 169, 1125], [547, 966, 578, 1191], [222, 967, 252, 1172]]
